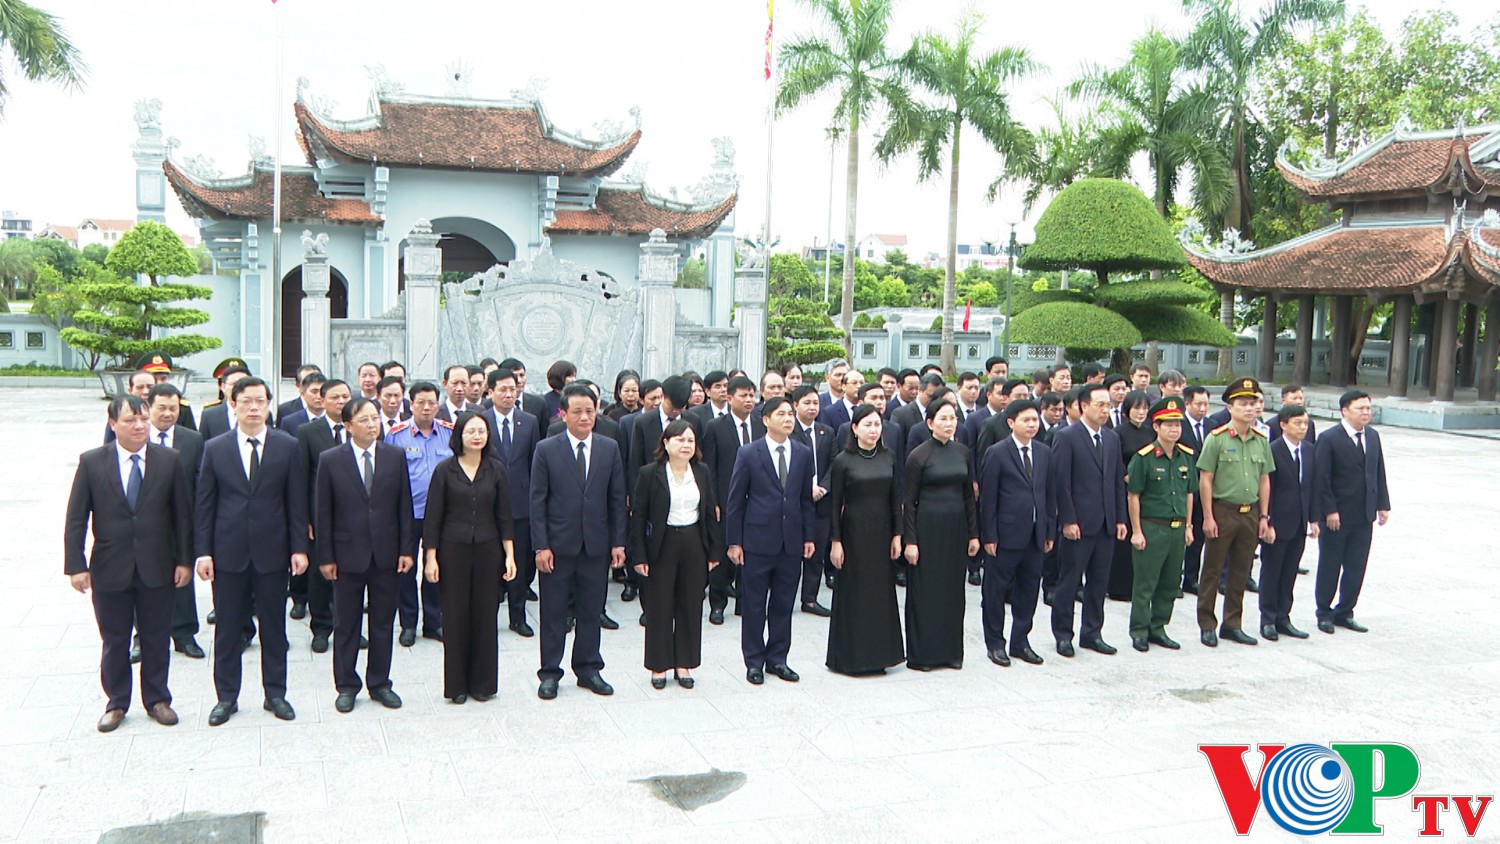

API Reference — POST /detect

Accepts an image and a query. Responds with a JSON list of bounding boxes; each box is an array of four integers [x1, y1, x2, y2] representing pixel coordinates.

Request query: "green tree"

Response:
[[767, 296, 846, 366], [876, 277, 910, 307], [777, 0, 905, 358], [675, 257, 707, 289], [27, 235, 80, 280], [877, 11, 1037, 374], [769, 252, 819, 299], [60, 221, 220, 365], [31, 261, 113, 369], [0, 0, 85, 112], [80, 242, 109, 265], [0, 236, 33, 300], [992, 96, 1126, 215]]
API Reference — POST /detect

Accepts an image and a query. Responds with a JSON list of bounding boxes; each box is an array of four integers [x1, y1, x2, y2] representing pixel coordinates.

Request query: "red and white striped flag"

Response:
[[764, 0, 775, 80]]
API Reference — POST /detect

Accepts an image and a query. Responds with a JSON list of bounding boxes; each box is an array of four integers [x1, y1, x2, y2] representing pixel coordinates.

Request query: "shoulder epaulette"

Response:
[[436, 418, 455, 429], [1178, 444, 1194, 455], [1250, 426, 1269, 438], [1211, 423, 1233, 435], [388, 422, 411, 435], [1136, 443, 1156, 456], [180, 398, 192, 406], [202, 399, 223, 409]]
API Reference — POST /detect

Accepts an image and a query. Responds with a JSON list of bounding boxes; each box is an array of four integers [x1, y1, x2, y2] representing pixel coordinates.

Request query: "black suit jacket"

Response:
[[964, 404, 995, 444], [979, 437, 1055, 550], [791, 420, 835, 517], [198, 401, 232, 441], [1051, 422, 1127, 535], [314, 442, 417, 572], [485, 407, 541, 521], [195, 428, 310, 573], [628, 462, 725, 565], [530, 432, 628, 558], [892, 399, 925, 437], [162, 425, 204, 504], [818, 400, 852, 435], [724, 438, 816, 557], [277, 409, 318, 436], [1266, 437, 1315, 535], [277, 397, 304, 423], [1314, 424, 1389, 526], [629, 410, 672, 485], [703, 412, 765, 511], [64, 444, 192, 591], [520, 391, 548, 423], [1270, 415, 1318, 444], [296, 416, 340, 518]]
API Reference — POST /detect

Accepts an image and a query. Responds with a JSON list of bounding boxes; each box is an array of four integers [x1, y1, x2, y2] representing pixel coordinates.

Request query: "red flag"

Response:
[[962, 299, 972, 332], [764, 0, 775, 80]]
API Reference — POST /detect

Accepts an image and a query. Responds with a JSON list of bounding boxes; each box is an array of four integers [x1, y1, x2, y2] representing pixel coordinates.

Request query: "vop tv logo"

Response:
[[1200, 742, 1493, 836]]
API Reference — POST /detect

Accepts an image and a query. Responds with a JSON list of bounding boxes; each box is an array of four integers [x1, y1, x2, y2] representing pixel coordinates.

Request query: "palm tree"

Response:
[[0, 0, 85, 112], [0, 236, 34, 301], [876, 12, 1037, 373], [777, 0, 904, 359], [992, 96, 1127, 216]]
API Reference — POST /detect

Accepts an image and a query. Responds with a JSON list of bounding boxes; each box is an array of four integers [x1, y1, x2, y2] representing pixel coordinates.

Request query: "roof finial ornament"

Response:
[[1393, 113, 1415, 137], [444, 59, 473, 98], [248, 136, 273, 168], [365, 64, 406, 97]]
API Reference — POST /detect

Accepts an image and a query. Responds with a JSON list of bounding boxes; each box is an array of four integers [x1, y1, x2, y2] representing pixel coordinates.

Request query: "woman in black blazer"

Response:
[[629, 419, 724, 689]]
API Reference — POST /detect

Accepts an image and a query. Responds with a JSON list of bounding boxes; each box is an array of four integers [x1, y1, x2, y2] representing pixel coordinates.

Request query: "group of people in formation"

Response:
[[65, 349, 1391, 732]]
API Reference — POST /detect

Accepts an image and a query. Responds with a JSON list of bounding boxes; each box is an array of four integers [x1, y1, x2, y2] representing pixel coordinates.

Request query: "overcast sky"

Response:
[[0, 0, 1492, 256]]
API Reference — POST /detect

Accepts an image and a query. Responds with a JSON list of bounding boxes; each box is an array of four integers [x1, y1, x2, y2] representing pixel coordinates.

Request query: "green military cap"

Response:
[[213, 357, 249, 379], [1150, 396, 1186, 423], [1222, 375, 1260, 403], [137, 351, 173, 373]]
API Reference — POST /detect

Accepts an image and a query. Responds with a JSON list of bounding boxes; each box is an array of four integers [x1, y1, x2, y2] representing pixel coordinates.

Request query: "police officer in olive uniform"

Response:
[[1125, 397, 1195, 653], [1194, 376, 1275, 648]]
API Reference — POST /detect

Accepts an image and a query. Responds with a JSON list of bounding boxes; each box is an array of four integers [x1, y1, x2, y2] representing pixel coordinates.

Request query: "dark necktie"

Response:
[[804, 426, 817, 477], [776, 444, 787, 490], [740, 421, 750, 446], [501, 417, 512, 459], [1093, 432, 1102, 456], [1022, 444, 1033, 481], [1292, 447, 1301, 484], [362, 449, 374, 494], [576, 441, 588, 486], [125, 454, 142, 511], [158, 431, 168, 447], [248, 437, 261, 484], [1354, 431, 1364, 457], [333, 423, 344, 445], [1195, 420, 1204, 443]]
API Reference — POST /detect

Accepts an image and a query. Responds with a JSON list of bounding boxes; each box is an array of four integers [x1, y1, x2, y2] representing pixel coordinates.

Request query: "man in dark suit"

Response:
[[483, 369, 542, 637], [892, 371, 943, 436], [437, 364, 474, 424], [1050, 383, 1128, 657], [790, 386, 835, 616], [375, 375, 413, 436], [701, 376, 763, 624], [137, 351, 197, 431], [685, 370, 732, 433], [818, 359, 848, 408], [1179, 385, 1212, 595], [1270, 383, 1318, 443], [1260, 404, 1316, 641], [1313, 389, 1390, 634], [978, 400, 1054, 668], [103, 369, 157, 445], [199, 359, 254, 441], [295, 378, 353, 648], [145, 384, 206, 659], [725, 396, 816, 685], [973, 380, 1034, 475], [500, 358, 550, 422], [316, 397, 417, 713], [833, 382, 903, 456], [194, 376, 310, 725], [963, 378, 1004, 445], [277, 364, 323, 423], [818, 369, 860, 433], [65, 395, 193, 733], [277, 372, 327, 437], [530, 383, 629, 700]]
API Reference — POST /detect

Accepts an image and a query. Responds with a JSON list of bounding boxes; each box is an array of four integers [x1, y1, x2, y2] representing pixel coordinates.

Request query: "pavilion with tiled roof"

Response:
[[1185, 121, 1500, 403]]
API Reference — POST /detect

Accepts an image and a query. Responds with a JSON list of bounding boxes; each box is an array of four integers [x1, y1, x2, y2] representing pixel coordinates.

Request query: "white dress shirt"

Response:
[[351, 441, 376, 485], [1341, 419, 1366, 451], [115, 442, 146, 491], [665, 466, 700, 527], [151, 424, 175, 449], [238, 427, 269, 480], [566, 431, 591, 477]]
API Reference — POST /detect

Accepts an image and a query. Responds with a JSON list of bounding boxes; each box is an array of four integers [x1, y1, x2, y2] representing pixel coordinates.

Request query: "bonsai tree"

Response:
[[1008, 300, 1141, 365], [59, 220, 220, 367], [767, 296, 846, 367], [1019, 178, 1229, 368]]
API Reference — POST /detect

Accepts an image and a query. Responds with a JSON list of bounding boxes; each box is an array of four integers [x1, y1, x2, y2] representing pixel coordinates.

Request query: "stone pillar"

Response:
[[1329, 296, 1353, 388], [735, 264, 767, 378], [1434, 297, 1459, 402], [1257, 295, 1278, 384], [299, 232, 332, 372], [1458, 303, 1479, 388], [1389, 295, 1413, 398], [1293, 295, 1314, 386], [403, 220, 443, 383], [886, 314, 905, 369], [638, 228, 679, 378], [1477, 303, 1500, 403], [131, 99, 168, 224]]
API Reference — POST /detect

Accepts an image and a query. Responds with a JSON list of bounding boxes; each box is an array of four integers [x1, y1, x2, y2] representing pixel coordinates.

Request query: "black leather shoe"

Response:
[[471, 693, 493, 702], [1131, 638, 1149, 653], [527, 587, 539, 601], [538, 679, 559, 700], [263, 698, 295, 721], [709, 608, 725, 625], [1277, 622, 1310, 639], [987, 648, 1011, 667], [1261, 624, 1279, 641], [129, 635, 142, 665], [639, 613, 647, 627], [1081, 638, 1117, 655], [498, 591, 506, 604], [311, 633, 330, 653], [174, 637, 206, 659], [651, 675, 667, 690], [675, 672, 695, 689], [1317, 620, 1336, 634], [1056, 641, 1075, 658], [1201, 630, 1219, 647], [599, 613, 619, 631], [422, 628, 444, 642], [509, 622, 535, 638], [334, 693, 355, 713], [207, 609, 217, 624], [1334, 618, 1368, 633], [399, 628, 416, 648], [577, 675, 614, 696], [800, 602, 831, 617], [289, 601, 307, 620], [825, 573, 835, 589], [1217, 581, 1228, 596], [1246, 576, 1259, 593], [239, 634, 253, 655], [895, 570, 907, 587], [1221, 628, 1257, 646], [1146, 633, 1180, 650], [208, 701, 237, 727], [767, 664, 800, 682], [621, 584, 638, 602], [746, 668, 764, 685], [1182, 581, 1199, 595], [1297, 567, 1309, 575], [449, 694, 467, 705], [369, 687, 403, 709], [968, 570, 982, 586]]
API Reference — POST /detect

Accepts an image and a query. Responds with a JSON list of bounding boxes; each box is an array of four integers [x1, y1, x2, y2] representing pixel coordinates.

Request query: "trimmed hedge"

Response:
[[1091, 279, 1208, 308], [1019, 179, 1185, 279], [1008, 301, 1142, 349], [1119, 304, 1237, 346], [1009, 287, 1091, 315]]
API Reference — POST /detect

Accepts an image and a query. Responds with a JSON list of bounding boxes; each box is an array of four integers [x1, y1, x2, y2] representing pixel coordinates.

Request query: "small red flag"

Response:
[[962, 299, 972, 332]]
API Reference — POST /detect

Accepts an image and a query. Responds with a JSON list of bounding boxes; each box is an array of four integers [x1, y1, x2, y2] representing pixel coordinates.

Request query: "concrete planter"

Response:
[[96, 368, 193, 398]]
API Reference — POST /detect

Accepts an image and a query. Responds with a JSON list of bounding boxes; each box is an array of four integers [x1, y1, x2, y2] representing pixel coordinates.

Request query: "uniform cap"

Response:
[[138, 351, 173, 373], [213, 358, 249, 379], [1150, 396, 1186, 423], [1221, 376, 1260, 403]]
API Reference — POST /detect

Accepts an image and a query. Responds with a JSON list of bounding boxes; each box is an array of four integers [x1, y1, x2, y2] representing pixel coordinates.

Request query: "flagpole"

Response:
[[269, 0, 285, 399], [762, 0, 775, 283]]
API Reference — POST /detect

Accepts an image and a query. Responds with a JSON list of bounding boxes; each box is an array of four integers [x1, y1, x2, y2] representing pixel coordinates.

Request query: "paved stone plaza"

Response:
[[2, 384, 1497, 842]]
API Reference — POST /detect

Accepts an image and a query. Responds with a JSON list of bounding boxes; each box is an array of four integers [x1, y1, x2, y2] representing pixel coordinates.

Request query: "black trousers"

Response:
[[708, 552, 740, 613], [332, 563, 398, 695], [398, 518, 442, 633], [171, 580, 199, 642], [642, 526, 708, 672], [288, 569, 309, 603], [307, 560, 335, 636], [1259, 531, 1306, 628], [1316, 520, 1372, 622], [93, 570, 174, 712], [437, 539, 502, 698], [983, 543, 1042, 652], [538, 553, 607, 682], [212, 568, 290, 702], [1052, 529, 1113, 644], [740, 551, 799, 669], [1182, 497, 1207, 587], [800, 514, 830, 605], [504, 519, 534, 627]]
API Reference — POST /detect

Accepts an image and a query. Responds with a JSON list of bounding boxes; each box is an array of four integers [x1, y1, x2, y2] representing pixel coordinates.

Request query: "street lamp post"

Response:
[[1002, 222, 1019, 352]]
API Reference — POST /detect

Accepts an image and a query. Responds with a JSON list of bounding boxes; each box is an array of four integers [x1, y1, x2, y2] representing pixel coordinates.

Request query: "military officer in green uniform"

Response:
[[1126, 396, 1195, 652], [1195, 376, 1275, 648]]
